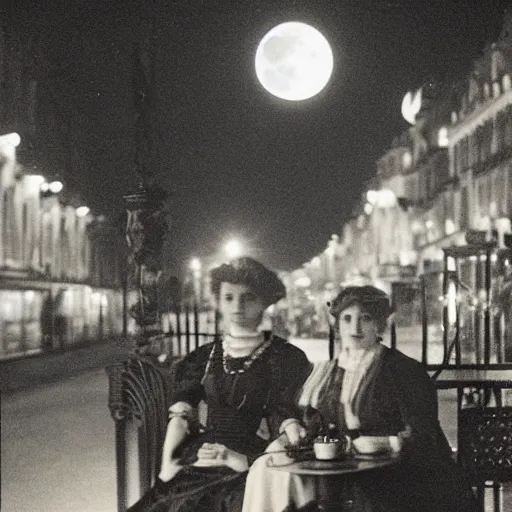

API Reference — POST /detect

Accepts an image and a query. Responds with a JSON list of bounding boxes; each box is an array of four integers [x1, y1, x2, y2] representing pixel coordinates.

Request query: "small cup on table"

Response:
[[313, 436, 344, 460]]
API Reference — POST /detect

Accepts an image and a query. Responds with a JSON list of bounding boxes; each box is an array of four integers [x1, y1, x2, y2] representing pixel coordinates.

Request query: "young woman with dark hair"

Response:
[[243, 285, 478, 512], [128, 257, 311, 512]]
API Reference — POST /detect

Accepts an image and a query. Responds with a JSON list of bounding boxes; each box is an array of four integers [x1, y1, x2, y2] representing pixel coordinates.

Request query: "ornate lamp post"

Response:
[[123, 5, 169, 353], [124, 184, 168, 350]]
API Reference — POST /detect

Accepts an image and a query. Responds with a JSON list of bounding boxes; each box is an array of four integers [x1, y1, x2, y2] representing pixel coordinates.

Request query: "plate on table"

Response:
[[192, 459, 226, 467]]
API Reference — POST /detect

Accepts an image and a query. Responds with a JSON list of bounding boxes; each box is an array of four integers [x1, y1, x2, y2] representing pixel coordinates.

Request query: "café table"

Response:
[[270, 453, 400, 511]]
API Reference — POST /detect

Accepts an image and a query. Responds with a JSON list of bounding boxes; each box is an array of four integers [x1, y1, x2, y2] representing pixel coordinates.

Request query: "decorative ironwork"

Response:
[[459, 407, 512, 484]]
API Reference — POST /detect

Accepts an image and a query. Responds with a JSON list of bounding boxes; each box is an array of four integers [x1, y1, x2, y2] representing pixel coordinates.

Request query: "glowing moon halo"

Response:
[[255, 22, 333, 101]]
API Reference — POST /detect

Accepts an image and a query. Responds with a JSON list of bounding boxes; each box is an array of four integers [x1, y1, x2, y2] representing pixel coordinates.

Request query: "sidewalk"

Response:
[[0, 338, 131, 393]]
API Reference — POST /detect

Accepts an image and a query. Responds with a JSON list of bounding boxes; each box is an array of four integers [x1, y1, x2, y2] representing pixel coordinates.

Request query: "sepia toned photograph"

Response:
[[1, 1, 512, 511]]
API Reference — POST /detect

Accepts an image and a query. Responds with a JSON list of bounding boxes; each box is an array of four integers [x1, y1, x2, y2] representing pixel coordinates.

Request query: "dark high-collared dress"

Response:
[[128, 334, 311, 512]]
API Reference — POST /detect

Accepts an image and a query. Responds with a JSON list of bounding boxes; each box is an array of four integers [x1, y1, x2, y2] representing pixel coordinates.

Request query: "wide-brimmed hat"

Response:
[[210, 257, 286, 307], [329, 285, 392, 321]]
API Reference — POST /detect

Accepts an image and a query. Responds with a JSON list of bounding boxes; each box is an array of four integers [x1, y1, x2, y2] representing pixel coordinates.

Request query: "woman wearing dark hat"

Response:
[[128, 257, 311, 512], [243, 285, 478, 512]]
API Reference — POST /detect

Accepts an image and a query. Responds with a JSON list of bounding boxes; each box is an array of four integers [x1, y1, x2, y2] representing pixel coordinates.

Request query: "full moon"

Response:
[[255, 22, 333, 101]]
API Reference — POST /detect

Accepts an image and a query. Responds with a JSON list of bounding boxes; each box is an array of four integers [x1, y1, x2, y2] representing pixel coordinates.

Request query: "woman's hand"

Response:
[[284, 421, 307, 446], [196, 443, 249, 472]]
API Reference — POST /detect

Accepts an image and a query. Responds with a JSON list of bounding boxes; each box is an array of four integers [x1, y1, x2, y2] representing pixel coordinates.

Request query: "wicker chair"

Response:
[[106, 353, 181, 512], [459, 407, 512, 512]]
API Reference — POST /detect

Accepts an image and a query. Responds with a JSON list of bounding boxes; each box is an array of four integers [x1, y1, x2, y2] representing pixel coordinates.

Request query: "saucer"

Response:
[[192, 459, 225, 467]]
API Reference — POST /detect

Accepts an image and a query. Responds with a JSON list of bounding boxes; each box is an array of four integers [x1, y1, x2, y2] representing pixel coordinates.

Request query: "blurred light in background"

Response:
[[0, 132, 21, 147], [76, 206, 90, 217], [48, 181, 63, 194], [190, 257, 202, 272], [366, 189, 397, 208], [224, 239, 243, 259], [437, 127, 449, 147]]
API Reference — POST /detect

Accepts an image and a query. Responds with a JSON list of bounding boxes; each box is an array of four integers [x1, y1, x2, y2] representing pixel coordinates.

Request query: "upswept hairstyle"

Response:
[[209, 256, 286, 307], [329, 285, 392, 333]]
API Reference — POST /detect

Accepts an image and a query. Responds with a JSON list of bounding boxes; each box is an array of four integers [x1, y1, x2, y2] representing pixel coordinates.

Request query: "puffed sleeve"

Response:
[[386, 356, 450, 466], [266, 341, 312, 438], [169, 343, 212, 408]]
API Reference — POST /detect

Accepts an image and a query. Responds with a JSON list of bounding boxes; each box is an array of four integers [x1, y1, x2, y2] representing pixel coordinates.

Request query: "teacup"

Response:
[[313, 438, 342, 460]]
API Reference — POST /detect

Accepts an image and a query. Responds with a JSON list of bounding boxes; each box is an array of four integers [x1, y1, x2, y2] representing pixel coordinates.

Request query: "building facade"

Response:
[[0, 136, 129, 360], [282, 13, 512, 347], [0, 9, 129, 360]]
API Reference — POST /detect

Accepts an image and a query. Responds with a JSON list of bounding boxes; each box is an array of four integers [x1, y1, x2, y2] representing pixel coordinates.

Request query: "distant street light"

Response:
[[48, 180, 63, 194], [76, 206, 90, 217], [189, 257, 202, 272], [40, 180, 64, 196], [224, 239, 243, 259], [0, 132, 21, 147], [189, 257, 203, 306], [366, 189, 397, 208]]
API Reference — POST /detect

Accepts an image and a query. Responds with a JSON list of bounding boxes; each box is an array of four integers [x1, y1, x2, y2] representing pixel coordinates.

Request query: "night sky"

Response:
[[11, 0, 512, 273]]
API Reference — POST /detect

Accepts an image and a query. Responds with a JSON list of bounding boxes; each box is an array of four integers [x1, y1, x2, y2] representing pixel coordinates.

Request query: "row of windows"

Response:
[[455, 74, 512, 123], [408, 166, 510, 246], [1, 185, 123, 285], [1, 189, 89, 278], [453, 104, 512, 174], [459, 166, 510, 230]]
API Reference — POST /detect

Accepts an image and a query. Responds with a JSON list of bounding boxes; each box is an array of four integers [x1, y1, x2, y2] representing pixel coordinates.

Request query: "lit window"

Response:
[[411, 220, 422, 233], [445, 219, 455, 235], [438, 127, 449, 147], [402, 151, 412, 169], [366, 190, 378, 205], [503, 74, 511, 91], [295, 276, 311, 288]]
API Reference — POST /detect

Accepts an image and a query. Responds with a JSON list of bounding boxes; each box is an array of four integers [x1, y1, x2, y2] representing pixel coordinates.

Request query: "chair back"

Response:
[[107, 354, 181, 511]]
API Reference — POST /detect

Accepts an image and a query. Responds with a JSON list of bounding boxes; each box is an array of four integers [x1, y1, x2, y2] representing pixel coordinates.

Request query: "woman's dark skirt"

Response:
[[127, 466, 247, 512]]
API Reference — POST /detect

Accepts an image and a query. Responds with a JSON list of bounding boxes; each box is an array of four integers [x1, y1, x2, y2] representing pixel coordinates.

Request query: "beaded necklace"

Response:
[[222, 337, 272, 375], [201, 336, 272, 382]]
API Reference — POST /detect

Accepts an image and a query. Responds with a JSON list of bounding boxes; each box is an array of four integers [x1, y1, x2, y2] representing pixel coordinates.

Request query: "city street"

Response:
[[2, 369, 117, 512], [2, 3, 511, 511], [1, 338, 507, 511]]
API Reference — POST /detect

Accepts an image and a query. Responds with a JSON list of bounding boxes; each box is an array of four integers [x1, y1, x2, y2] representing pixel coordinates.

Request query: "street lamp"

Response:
[[224, 239, 243, 259], [40, 180, 63, 195], [189, 257, 202, 273], [189, 257, 202, 306], [48, 180, 63, 194], [76, 206, 90, 218], [0, 132, 21, 147]]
